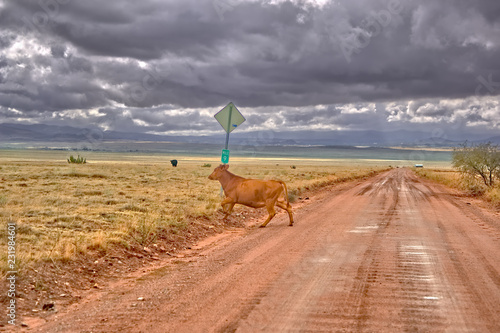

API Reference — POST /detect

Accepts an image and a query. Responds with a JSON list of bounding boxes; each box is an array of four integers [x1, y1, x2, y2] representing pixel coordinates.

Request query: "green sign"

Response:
[[214, 102, 246, 133], [221, 149, 230, 164]]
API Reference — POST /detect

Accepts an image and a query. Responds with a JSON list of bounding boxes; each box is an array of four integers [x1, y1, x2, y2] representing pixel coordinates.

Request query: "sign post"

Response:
[[214, 102, 246, 165], [224, 104, 232, 151], [214, 102, 246, 196]]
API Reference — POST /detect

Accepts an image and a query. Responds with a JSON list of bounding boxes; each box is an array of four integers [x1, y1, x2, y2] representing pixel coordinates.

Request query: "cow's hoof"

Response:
[[259, 224, 267, 228], [288, 224, 294, 227]]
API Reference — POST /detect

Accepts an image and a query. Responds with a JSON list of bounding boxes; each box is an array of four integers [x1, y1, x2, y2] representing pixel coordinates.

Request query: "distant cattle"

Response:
[[170, 160, 178, 167], [208, 164, 293, 227]]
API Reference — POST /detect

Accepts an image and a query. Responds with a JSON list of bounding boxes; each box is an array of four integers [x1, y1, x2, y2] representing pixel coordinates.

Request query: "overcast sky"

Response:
[[0, 0, 499, 139]]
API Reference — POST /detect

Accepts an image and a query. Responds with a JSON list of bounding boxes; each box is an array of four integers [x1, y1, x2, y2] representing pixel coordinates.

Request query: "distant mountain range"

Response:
[[0, 122, 499, 148]]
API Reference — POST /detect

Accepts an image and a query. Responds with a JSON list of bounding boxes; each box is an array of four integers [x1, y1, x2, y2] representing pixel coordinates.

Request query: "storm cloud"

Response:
[[0, 0, 499, 137]]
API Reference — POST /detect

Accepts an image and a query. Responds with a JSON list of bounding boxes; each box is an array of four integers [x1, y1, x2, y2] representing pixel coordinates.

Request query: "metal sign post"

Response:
[[225, 104, 232, 151], [214, 102, 246, 196], [214, 102, 246, 165]]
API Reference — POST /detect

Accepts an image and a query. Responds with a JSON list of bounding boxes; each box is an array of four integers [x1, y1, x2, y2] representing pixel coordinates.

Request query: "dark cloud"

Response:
[[0, 0, 499, 138]]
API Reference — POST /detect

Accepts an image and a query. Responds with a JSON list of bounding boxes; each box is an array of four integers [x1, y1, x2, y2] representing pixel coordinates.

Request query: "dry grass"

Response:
[[485, 187, 500, 205], [414, 168, 500, 206], [414, 168, 461, 188], [0, 154, 388, 274]]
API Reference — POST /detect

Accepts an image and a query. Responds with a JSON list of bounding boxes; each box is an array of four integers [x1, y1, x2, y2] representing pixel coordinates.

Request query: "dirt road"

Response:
[[30, 168, 500, 332]]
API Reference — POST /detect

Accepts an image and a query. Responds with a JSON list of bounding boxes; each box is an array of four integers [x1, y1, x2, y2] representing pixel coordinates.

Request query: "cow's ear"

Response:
[[223, 164, 229, 170]]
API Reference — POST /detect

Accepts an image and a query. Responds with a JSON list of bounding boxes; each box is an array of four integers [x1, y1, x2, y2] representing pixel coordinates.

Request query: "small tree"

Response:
[[452, 142, 500, 187]]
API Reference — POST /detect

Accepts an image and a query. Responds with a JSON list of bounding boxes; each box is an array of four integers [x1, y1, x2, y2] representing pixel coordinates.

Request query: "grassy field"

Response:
[[0, 150, 391, 275]]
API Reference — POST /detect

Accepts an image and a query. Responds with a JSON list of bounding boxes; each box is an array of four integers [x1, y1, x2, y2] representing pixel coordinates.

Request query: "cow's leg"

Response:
[[220, 197, 235, 219], [259, 202, 276, 228], [276, 201, 294, 226], [224, 203, 236, 218]]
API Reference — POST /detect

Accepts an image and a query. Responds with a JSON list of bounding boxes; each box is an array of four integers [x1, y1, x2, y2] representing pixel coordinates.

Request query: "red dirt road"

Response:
[[30, 168, 500, 332]]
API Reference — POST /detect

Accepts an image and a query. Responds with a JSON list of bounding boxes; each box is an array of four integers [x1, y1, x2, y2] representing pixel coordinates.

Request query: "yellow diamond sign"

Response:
[[214, 102, 246, 134]]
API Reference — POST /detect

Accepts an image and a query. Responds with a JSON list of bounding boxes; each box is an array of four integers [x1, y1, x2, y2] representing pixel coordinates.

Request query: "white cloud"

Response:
[[340, 103, 376, 114]]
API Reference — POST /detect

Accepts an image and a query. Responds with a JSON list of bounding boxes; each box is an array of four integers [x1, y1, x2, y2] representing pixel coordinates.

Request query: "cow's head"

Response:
[[208, 164, 229, 180]]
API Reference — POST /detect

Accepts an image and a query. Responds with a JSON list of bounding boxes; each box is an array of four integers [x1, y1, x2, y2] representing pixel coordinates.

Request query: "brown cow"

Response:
[[208, 164, 294, 227]]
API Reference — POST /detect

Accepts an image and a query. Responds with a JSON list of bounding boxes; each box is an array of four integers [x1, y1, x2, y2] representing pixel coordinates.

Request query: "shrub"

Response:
[[460, 176, 487, 196], [452, 142, 500, 187], [67, 155, 87, 164], [126, 215, 159, 247]]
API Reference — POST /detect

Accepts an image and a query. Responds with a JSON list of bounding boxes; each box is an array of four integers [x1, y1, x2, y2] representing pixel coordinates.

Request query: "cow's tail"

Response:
[[278, 180, 289, 205]]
